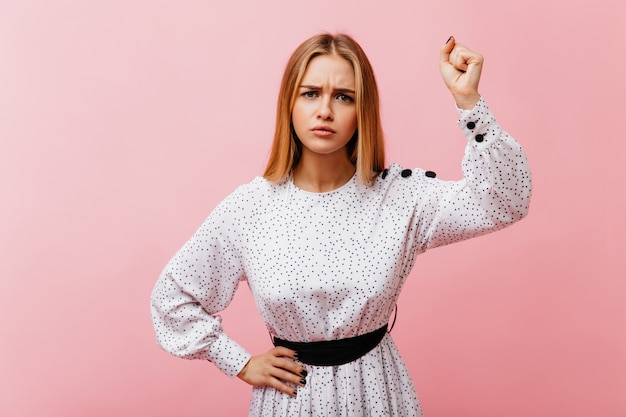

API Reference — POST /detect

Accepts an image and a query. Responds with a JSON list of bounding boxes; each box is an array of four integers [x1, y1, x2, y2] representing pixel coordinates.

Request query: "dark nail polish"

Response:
[[446, 36, 453, 44], [300, 378, 307, 385], [293, 389, 298, 397], [293, 351, 299, 358], [300, 369, 308, 377]]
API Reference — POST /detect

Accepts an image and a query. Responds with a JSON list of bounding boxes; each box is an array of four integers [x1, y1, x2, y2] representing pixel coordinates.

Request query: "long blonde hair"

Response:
[[263, 33, 385, 186]]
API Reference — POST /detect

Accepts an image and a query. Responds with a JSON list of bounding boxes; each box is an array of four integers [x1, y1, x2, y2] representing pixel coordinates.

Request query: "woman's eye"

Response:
[[336, 93, 354, 103], [303, 91, 318, 98]]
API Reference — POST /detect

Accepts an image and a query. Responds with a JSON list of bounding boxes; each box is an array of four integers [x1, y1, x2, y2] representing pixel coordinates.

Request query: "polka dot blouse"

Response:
[[151, 98, 532, 416]]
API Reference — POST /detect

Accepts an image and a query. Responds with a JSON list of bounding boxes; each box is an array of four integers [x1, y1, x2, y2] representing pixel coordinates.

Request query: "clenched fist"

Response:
[[440, 36, 483, 110]]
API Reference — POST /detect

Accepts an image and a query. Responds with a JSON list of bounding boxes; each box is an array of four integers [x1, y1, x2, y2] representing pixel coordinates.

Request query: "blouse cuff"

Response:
[[456, 97, 503, 151], [206, 331, 252, 377]]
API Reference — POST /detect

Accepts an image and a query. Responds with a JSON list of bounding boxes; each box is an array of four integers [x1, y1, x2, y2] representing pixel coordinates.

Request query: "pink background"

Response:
[[1, 0, 624, 416]]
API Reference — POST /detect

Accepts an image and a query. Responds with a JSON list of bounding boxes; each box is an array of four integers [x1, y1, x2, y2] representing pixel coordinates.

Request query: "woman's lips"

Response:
[[311, 125, 335, 137]]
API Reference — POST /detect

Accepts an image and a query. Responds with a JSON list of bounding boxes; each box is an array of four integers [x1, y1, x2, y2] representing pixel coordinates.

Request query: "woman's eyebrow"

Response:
[[299, 84, 355, 94]]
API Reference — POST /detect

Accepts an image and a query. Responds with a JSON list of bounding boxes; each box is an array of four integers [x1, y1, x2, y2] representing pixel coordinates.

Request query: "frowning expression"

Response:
[[291, 53, 358, 160]]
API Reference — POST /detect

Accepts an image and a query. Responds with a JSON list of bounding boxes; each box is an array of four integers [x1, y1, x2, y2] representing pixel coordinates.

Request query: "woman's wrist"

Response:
[[453, 92, 481, 110]]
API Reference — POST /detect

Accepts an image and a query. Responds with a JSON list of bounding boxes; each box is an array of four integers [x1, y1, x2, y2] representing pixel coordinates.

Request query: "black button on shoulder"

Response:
[[467, 121, 476, 129], [475, 134, 484, 143], [401, 169, 412, 178], [425, 170, 436, 178], [381, 169, 389, 180]]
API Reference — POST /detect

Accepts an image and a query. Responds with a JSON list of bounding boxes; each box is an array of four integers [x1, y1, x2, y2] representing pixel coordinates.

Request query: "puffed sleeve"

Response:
[[412, 97, 532, 252], [150, 188, 251, 377]]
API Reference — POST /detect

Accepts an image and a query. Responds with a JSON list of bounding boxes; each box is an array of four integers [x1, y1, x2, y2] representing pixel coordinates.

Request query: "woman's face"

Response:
[[291, 53, 357, 161]]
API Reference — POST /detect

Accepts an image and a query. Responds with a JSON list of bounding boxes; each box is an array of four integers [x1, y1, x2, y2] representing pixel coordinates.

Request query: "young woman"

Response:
[[151, 33, 532, 416]]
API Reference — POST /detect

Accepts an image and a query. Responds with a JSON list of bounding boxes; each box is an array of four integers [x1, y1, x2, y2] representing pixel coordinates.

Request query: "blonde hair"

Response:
[[263, 33, 385, 186]]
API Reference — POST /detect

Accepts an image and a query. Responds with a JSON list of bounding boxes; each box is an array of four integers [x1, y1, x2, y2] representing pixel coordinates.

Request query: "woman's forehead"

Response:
[[300, 54, 355, 88]]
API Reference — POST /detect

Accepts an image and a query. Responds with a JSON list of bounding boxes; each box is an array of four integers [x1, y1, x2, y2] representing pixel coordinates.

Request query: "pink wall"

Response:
[[1, 0, 624, 416]]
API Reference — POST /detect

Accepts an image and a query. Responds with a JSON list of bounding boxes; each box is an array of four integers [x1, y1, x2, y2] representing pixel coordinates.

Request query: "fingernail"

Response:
[[300, 369, 308, 377], [293, 389, 298, 397], [293, 351, 299, 358], [446, 36, 453, 44], [300, 378, 307, 385]]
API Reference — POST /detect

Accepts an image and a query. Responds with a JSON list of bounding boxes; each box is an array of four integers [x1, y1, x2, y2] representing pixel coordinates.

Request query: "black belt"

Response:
[[273, 325, 388, 366]]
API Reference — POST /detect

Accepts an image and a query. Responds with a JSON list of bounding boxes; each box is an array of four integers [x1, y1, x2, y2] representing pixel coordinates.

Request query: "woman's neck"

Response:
[[293, 153, 355, 193]]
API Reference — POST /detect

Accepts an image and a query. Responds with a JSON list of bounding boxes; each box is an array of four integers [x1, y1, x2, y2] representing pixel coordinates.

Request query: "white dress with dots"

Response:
[[151, 99, 532, 416]]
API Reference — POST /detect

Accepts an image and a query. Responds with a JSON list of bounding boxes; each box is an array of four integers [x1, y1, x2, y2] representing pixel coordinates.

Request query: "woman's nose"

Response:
[[317, 97, 333, 120]]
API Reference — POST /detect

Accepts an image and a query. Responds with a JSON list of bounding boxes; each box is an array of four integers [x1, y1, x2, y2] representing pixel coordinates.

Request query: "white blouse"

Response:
[[151, 98, 532, 416]]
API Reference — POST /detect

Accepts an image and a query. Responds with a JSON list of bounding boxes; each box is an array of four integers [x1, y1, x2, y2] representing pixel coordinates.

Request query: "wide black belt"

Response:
[[273, 325, 388, 366]]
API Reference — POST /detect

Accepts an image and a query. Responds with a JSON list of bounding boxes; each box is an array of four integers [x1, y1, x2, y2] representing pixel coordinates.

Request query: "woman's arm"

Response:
[[407, 38, 531, 253], [150, 186, 307, 396], [150, 196, 251, 377]]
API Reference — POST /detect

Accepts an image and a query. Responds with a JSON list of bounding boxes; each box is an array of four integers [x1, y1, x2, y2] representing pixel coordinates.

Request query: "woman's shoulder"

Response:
[[220, 175, 289, 205], [376, 163, 439, 185], [205, 176, 286, 224], [234, 175, 288, 194]]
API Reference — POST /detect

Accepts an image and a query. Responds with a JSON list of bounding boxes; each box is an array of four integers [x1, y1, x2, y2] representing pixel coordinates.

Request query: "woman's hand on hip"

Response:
[[439, 36, 483, 110], [237, 346, 308, 397]]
